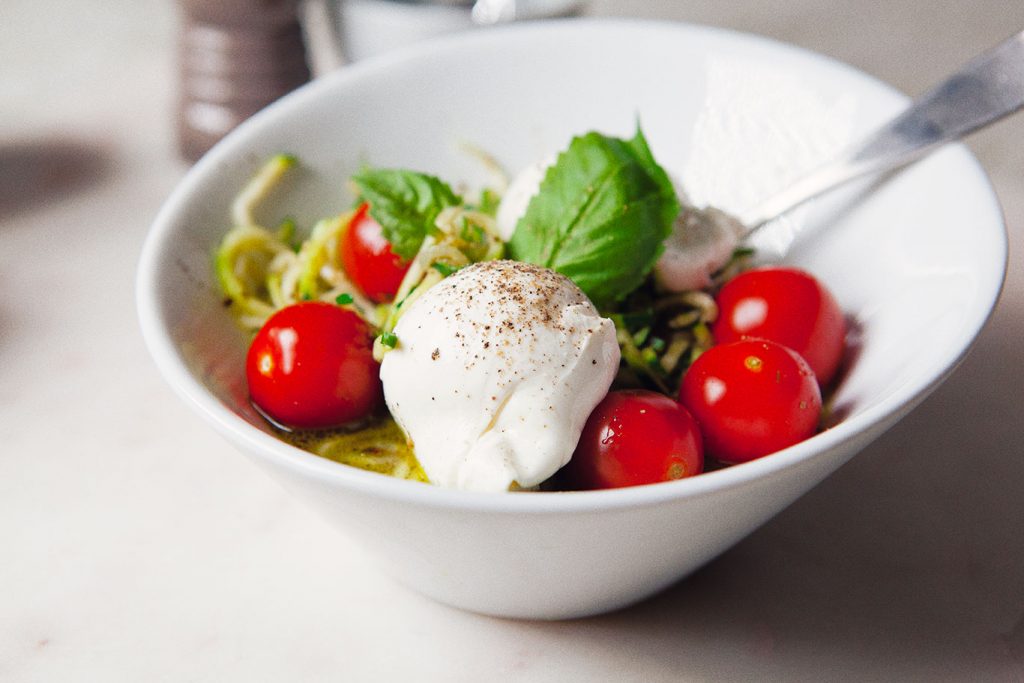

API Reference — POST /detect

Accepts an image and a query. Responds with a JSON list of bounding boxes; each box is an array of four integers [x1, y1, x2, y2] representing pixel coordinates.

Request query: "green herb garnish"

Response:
[[380, 331, 398, 348], [351, 168, 461, 259], [335, 293, 354, 305], [476, 187, 502, 216], [431, 262, 461, 277], [507, 125, 679, 308]]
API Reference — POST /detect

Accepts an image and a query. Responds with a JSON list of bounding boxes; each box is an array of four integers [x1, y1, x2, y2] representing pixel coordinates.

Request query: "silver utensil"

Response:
[[739, 28, 1024, 236]]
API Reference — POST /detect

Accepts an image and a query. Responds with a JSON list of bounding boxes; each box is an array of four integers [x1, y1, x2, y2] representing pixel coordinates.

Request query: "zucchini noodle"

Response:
[[231, 153, 296, 228], [215, 224, 289, 327], [215, 155, 373, 332]]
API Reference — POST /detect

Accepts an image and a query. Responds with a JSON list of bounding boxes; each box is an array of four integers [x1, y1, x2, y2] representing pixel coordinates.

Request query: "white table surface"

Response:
[[2, 1, 1023, 680]]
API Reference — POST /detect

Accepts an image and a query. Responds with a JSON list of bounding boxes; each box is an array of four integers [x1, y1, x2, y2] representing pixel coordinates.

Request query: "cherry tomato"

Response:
[[712, 266, 847, 386], [246, 301, 382, 430], [563, 390, 703, 490], [339, 203, 411, 303], [679, 339, 821, 464]]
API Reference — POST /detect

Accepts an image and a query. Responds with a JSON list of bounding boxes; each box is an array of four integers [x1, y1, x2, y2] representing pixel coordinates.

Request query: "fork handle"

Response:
[[741, 29, 1024, 231]]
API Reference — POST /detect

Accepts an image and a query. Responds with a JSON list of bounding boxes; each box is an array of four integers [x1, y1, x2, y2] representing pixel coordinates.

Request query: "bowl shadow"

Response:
[[512, 304, 1024, 677], [0, 137, 112, 223]]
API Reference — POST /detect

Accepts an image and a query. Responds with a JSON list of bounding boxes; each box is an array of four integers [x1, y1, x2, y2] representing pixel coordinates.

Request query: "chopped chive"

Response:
[[620, 309, 655, 331], [477, 188, 501, 216], [432, 262, 459, 277], [649, 336, 666, 352], [380, 332, 398, 348], [276, 217, 296, 244], [335, 293, 354, 305], [394, 282, 419, 312], [301, 292, 312, 301], [458, 217, 485, 243]]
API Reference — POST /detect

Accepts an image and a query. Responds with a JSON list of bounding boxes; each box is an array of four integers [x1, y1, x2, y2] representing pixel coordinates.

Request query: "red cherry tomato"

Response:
[[246, 301, 382, 430], [563, 390, 704, 490], [679, 339, 821, 464], [712, 266, 846, 386], [339, 203, 411, 303]]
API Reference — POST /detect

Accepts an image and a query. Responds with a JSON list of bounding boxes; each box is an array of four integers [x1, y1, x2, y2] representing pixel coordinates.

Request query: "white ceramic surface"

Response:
[[136, 20, 1005, 620], [336, 0, 588, 62]]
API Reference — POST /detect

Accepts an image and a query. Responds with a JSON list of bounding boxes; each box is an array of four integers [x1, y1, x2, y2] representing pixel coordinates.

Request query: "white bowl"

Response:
[[137, 19, 1006, 619]]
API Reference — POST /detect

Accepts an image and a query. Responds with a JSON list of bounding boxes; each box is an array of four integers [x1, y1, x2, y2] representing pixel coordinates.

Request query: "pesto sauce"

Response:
[[277, 417, 429, 483]]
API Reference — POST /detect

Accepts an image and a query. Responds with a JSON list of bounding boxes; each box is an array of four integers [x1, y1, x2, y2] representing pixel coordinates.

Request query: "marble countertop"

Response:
[[2, 1, 1022, 680]]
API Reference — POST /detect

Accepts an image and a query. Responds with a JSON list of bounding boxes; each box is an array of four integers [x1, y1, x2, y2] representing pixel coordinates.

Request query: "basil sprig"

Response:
[[507, 127, 679, 309], [351, 169, 461, 259]]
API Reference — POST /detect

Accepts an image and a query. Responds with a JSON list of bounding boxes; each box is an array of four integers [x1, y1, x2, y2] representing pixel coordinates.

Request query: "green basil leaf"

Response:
[[351, 169, 461, 259], [506, 126, 679, 308]]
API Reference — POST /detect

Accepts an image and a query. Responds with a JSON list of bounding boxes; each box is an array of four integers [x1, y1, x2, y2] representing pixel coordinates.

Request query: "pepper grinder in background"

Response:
[[176, 0, 311, 162]]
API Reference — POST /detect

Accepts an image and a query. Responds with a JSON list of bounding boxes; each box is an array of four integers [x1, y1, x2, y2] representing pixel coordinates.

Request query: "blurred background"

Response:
[[2, 1, 1022, 680]]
